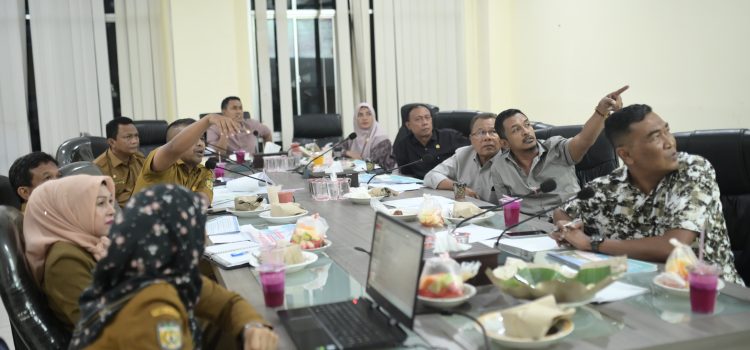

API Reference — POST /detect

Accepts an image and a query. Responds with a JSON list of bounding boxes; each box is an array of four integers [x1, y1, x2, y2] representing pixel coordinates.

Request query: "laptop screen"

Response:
[[366, 212, 425, 329]]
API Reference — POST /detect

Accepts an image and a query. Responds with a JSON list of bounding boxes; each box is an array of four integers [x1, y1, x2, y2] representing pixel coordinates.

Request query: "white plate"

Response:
[[342, 193, 384, 204], [384, 208, 418, 221], [251, 251, 318, 274], [302, 239, 332, 254], [445, 211, 495, 225], [652, 275, 725, 296], [226, 205, 270, 218], [478, 311, 574, 349], [418, 284, 476, 309], [259, 210, 309, 224]]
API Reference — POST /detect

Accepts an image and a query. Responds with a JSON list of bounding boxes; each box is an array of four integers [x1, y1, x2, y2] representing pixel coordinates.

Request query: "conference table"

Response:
[[210, 171, 750, 349]]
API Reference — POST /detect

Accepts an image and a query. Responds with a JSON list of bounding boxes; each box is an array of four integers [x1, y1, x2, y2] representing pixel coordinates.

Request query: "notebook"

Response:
[[204, 241, 259, 269], [278, 212, 425, 349], [547, 250, 658, 274], [206, 215, 240, 236]]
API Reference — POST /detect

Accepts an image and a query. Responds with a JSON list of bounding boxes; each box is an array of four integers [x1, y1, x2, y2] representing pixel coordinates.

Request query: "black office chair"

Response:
[[532, 121, 555, 130], [0, 176, 21, 210], [674, 128, 750, 282], [534, 125, 619, 186], [58, 161, 103, 177], [0, 206, 71, 349], [55, 136, 107, 166], [292, 114, 342, 148], [133, 120, 168, 156], [434, 110, 481, 138], [395, 103, 440, 145]]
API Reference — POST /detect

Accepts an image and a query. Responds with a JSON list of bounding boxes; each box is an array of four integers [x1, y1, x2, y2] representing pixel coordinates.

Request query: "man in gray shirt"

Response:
[[424, 113, 502, 202], [491, 86, 628, 214]]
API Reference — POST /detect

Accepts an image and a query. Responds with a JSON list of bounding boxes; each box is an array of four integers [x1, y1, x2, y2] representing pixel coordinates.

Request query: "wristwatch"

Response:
[[590, 235, 605, 253]]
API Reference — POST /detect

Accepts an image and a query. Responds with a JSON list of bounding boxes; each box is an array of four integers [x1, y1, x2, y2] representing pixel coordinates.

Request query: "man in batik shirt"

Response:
[[551, 104, 743, 285]]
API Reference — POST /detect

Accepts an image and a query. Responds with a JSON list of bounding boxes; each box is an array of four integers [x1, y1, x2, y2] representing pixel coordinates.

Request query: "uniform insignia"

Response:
[[436, 144, 441, 149], [206, 179, 213, 190], [156, 320, 182, 350]]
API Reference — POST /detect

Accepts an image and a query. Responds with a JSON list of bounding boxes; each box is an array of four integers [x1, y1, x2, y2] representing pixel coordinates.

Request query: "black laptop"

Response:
[[278, 212, 426, 349]]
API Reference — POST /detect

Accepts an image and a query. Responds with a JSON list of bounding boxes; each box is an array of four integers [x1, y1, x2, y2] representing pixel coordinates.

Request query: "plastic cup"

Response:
[[453, 182, 467, 201], [213, 162, 225, 179], [503, 200, 521, 227], [234, 149, 246, 164], [259, 264, 285, 307], [688, 262, 720, 314], [311, 179, 330, 201], [278, 190, 294, 203], [267, 185, 281, 205]]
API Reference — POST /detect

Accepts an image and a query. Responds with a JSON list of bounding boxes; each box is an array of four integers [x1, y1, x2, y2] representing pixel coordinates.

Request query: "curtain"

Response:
[[0, 0, 31, 174], [28, 0, 113, 153]]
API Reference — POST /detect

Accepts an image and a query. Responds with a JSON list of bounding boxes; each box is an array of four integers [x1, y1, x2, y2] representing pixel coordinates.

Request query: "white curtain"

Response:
[[115, 0, 176, 120], [28, 0, 113, 153], [0, 0, 31, 174], [372, 0, 467, 140]]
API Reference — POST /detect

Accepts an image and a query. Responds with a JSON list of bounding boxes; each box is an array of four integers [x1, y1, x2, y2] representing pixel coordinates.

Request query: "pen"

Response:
[[231, 251, 248, 257], [563, 218, 582, 229]]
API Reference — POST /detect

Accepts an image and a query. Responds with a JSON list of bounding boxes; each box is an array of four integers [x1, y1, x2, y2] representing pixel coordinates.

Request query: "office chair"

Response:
[[0, 176, 21, 210], [58, 161, 103, 177], [55, 136, 107, 166], [395, 103, 440, 145], [292, 114, 343, 148], [133, 120, 168, 156], [0, 206, 70, 349], [434, 110, 481, 138]]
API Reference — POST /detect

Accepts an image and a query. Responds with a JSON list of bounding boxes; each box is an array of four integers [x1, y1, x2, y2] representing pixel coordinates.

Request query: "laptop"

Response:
[[278, 212, 426, 349]]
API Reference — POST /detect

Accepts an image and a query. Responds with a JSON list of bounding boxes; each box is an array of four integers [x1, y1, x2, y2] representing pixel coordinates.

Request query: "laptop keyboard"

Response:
[[310, 301, 400, 348]]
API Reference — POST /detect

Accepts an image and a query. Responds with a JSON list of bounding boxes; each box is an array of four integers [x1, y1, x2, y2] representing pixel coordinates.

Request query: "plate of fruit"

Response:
[[418, 272, 476, 309], [290, 215, 331, 253]]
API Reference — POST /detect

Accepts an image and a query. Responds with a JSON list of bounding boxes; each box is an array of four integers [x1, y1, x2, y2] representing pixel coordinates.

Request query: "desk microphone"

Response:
[[205, 158, 273, 185], [302, 132, 357, 178], [366, 154, 435, 185], [452, 179, 557, 232], [492, 187, 595, 248], [253, 130, 264, 154]]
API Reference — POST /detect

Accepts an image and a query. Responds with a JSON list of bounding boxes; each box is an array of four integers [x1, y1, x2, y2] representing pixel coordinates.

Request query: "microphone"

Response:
[[451, 179, 557, 232], [205, 158, 273, 185], [366, 154, 435, 185], [492, 187, 595, 248], [302, 132, 357, 178], [204, 146, 254, 171], [253, 130, 264, 154]]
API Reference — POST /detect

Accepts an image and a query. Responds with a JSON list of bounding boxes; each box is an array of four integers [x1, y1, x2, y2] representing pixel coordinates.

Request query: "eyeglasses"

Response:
[[470, 129, 498, 138]]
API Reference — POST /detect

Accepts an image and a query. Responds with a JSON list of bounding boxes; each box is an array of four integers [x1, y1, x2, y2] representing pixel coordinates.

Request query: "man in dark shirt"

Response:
[[392, 104, 469, 179]]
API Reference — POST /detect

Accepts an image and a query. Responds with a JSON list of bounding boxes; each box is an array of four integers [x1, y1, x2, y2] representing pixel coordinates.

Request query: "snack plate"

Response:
[[250, 251, 318, 274], [259, 210, 309, 224], [343, 193, 384, 204], [444, 211, 495, 224], [384, 208, 418, 221], [652, 275, 725, 296], [477, 311, 574, 349], [302, 239, 333, 254], [226, 204, 270, 218], [418, 284, 476, 309]]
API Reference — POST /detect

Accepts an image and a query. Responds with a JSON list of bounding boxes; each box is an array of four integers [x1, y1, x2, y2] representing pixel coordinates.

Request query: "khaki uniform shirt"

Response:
[[133, 150, 214, 202], [43, 242, 267, 346], [564, 153, 743, 285], [423, 145, 499, 203], [491, 136, 580, 214], [93, 149, 145, 206]]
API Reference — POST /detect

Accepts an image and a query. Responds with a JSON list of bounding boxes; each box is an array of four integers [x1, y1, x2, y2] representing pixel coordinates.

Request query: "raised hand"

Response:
[[596, 85, 629, 115]]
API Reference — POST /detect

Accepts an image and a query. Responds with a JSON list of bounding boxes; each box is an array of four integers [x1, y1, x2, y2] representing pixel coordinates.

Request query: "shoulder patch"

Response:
[[156, 320, 183, 350], [150, 306, 180, 318]]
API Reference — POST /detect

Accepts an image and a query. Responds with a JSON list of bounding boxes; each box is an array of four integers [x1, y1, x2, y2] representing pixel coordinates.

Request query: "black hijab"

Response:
[[69, 184, 208, 349]]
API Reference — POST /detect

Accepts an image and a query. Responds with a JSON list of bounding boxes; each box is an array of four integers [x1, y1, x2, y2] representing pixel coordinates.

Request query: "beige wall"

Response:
[[474, 0, 750, 132], [169, 0, 253, 119]]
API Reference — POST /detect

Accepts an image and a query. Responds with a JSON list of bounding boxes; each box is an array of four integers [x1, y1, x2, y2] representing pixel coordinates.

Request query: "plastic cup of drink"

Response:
[[258, 264, 285, 307], [688, 262, 721, 314], [313, 153, 325, 166], [503, 200, 521, 227], [213, 162, 225, 179], [278, 190, 294, 203], [234, 149, 246, 164]]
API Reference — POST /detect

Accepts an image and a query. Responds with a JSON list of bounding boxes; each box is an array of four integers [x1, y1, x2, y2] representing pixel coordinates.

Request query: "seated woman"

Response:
[[342, 103, 396, 169], [24, 178, 277, 349]]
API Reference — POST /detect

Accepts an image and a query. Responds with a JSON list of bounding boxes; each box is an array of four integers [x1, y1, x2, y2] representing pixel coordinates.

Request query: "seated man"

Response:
[[424, 113, 502, 202], [551, 104, 743, 285], [492, 86, 628, 213], [8, 151, 60, 212], [133, 115, 240, 202], [93, 117, 145, 206], [206, 96, 273, 156], [392, 104, 470, 179]]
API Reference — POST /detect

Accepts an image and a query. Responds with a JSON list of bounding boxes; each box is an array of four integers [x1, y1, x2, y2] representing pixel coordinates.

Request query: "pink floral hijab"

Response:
[[351, 103, 389, 159], [23, 175, 115, 285]]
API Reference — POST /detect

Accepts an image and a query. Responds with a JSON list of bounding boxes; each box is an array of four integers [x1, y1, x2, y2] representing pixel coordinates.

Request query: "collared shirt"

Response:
[[564, 153, 743, 285], [206, 118, 271, 155], [491, 136, 580, 214], [94, 149, 145, 206], [423, 145, 499, 203], [392, 129, 470, 180], [133, 150, 214, 202]]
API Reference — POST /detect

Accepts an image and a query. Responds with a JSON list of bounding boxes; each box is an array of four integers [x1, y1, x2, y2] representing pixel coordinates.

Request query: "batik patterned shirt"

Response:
[[564, 152, 743, 285]]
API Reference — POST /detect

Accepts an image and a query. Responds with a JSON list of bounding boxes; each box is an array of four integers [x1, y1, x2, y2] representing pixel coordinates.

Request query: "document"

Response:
[[592, 281, 648, 303], [205, 241, 260, 269], [206, 216, 241, 236]]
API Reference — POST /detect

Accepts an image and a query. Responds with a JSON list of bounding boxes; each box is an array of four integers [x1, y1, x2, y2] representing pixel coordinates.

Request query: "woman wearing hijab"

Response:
[[342, 103, 396, 169], [24, 175, 117, 329], [69, 184, 278, 350]]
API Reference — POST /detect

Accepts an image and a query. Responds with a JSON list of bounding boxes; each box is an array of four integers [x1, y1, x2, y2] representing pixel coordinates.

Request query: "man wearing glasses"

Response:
[[424, 113, 502, 202], [492, 86, 629, 213]]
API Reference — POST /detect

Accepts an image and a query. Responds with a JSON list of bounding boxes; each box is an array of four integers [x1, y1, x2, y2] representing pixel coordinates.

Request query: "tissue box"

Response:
[[422, 242, 499, 286]]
